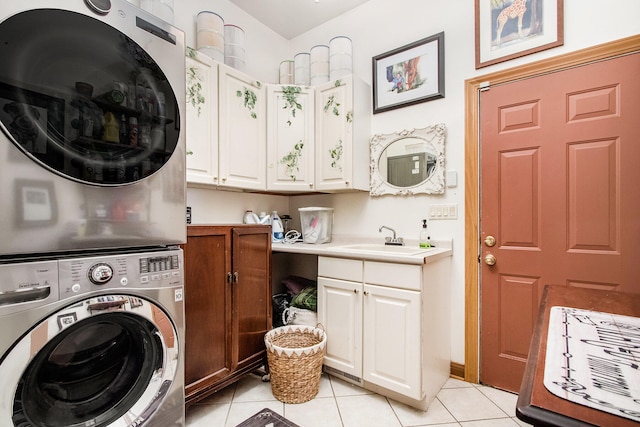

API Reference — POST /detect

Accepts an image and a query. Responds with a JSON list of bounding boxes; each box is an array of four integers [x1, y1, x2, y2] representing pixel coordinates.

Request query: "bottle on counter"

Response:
[[258, 211, 271, 225], [271, 211, 284, 243], [419, 219, 431, 248], [243, 210, 260, 224]]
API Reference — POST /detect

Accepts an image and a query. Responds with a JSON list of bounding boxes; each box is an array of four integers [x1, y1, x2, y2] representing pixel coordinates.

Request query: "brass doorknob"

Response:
[[484, 235, 496, 247], [484, 254, 497, 266]]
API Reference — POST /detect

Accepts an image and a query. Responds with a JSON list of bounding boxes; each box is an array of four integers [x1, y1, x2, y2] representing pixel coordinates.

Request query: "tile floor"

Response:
[[186, 373, 533, 427]]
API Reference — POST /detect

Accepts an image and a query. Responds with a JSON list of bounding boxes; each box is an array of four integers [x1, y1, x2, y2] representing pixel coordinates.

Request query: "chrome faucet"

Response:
[[379, 225, 404, 246]]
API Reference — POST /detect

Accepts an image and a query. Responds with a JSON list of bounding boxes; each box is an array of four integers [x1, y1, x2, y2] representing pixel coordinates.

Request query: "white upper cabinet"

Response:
[[185, 59, 371, 193], [185, 50, 218, 186], [315, 76, 371, 192], [267, 85, 315, 192], [218, 63, 267, 191]]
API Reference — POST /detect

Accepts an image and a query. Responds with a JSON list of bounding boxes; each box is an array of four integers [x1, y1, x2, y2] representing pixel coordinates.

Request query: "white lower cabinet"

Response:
[[362, 283, 421, 399], [318, 276, 363, 379], [318, 255, 450, 410]]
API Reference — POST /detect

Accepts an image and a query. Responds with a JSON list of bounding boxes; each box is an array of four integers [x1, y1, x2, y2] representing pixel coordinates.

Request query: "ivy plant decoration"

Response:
[[280, 141, 304, 181], [236, 81, 261, 119], [329, 139, 343, 172], [281, 86, 302, 126], [324, 95, 341, 117], [185, 47, 205, 117]]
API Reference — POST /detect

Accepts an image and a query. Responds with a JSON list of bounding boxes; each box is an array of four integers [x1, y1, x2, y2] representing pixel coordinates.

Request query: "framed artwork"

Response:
[[475, 0, 564, 69], [15, 179, 57, 227], [372, 32, 445, 114]]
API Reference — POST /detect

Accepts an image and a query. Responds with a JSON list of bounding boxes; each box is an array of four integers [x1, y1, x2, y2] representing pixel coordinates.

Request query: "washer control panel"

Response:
[[58, 249, 183, 297]]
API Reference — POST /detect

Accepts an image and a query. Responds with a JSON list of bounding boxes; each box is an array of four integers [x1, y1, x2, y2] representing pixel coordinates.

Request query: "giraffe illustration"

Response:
[[495, 0, 527, 45]]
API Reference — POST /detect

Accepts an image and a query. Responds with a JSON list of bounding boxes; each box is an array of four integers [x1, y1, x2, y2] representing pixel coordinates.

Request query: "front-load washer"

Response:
[[0, 247, 185, 427]]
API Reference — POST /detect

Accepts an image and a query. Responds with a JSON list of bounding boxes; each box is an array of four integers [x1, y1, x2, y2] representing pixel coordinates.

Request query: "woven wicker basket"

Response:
[[264, 325, 326, 404]]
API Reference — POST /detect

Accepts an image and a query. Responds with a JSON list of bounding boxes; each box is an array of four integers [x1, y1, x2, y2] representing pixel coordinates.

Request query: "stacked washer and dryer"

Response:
[[0, 1, 186, 426]]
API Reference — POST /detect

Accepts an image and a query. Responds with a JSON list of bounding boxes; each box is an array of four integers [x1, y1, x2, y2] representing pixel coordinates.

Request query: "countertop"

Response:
[[271, 235, 453, 265]]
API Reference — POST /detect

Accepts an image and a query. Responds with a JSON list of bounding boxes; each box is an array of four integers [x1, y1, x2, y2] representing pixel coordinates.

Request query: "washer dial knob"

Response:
[[89, 263, 113, 285]]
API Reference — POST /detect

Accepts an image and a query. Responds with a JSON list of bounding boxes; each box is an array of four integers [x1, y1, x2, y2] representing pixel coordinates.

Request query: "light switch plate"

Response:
[[428, 203, 458, 220]]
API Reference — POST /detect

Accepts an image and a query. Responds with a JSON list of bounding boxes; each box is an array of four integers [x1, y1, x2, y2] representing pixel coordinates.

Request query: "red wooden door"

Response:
[[479, 53, 640, 392]]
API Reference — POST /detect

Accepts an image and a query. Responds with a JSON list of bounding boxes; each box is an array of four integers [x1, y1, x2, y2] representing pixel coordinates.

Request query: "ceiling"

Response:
[[228, 0, 372, 39]]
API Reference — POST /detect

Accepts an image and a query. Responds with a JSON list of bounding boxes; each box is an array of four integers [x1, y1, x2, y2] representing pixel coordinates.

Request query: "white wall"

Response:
[[176, 0, 640, 365]]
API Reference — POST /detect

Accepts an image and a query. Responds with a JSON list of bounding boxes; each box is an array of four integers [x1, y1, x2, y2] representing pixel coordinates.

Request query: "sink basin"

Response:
[[334, 243, 435, 255]]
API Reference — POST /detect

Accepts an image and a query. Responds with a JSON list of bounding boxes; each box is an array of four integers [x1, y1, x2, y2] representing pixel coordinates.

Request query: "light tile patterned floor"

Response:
[[186, 374, 533, 427]]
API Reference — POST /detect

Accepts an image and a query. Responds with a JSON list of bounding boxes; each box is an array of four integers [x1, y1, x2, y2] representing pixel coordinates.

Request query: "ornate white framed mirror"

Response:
[[370, 123, 446, 196]]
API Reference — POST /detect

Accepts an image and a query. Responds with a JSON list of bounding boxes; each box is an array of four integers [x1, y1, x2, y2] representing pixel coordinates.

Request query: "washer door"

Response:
[[0, 295, 179, 427]]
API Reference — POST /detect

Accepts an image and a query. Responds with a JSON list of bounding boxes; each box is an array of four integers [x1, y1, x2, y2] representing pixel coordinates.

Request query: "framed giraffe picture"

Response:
[[475, 0, 564, 69]]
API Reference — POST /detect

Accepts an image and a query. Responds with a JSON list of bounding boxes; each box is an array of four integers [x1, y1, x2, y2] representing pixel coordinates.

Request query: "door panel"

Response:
[[232, 227, 271, 369], [363, 284, 421, 399], [480, 53, 640, 392], [182, 230, 231, 393], [318, 276, 363, 378]]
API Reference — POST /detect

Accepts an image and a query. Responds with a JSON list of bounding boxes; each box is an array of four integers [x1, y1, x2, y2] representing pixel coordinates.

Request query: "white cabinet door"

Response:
[[314, 76, 370, 191], [185, 51, 218, 185], [362, 283, 421, 400], [218, 63, 266, 190], [267, 85, 315, 192], [318, 276, 363, 379]]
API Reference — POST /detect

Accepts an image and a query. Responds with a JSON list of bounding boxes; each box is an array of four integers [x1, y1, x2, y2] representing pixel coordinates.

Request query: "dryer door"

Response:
[[0, 6, 181, 185], [0, 294, 179, 427]]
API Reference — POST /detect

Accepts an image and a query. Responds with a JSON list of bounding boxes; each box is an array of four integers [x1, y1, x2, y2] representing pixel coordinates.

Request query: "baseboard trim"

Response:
[[450, 362, 465, 381]]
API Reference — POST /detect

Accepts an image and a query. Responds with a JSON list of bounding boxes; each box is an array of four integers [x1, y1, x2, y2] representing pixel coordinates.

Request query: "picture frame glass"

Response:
[[476, 0, 563, 68], [373, 32, 444, 114], [375, 41, 439, 109]]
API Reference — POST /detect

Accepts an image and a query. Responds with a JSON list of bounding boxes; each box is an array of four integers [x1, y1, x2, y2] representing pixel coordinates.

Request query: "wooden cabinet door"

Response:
[[185, 51, 218, 186], [266, 84, 315, 191], [182, 226, 231, 400], [318, 276, 363, 379], [218, 64, 266, 190], [231, 226, 272, 370], [362, 284, 421, 400]]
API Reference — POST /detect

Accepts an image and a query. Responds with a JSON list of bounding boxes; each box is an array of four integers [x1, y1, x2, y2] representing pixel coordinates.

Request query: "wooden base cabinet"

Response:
[[318, 255, 450, 411], [182, 225, 272, 406]]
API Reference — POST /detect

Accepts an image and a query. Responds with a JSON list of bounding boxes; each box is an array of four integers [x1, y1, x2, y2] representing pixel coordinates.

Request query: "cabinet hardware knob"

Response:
[[222, 177, 227, 182], [353, 289, 358, 294], [484, 235, 496, 247], [363, 291, 369, 296], [227, 272, 233, 283], [233, 271, 239, 282], [484, 254, 497, 266]]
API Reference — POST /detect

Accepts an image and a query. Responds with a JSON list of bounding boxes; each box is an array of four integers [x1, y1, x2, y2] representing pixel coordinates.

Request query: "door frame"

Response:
[[463, 34, 640, 384]]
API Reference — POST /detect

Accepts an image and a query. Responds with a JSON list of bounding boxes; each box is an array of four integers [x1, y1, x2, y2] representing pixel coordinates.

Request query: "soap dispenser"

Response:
[[419, 219, 431, 248]]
